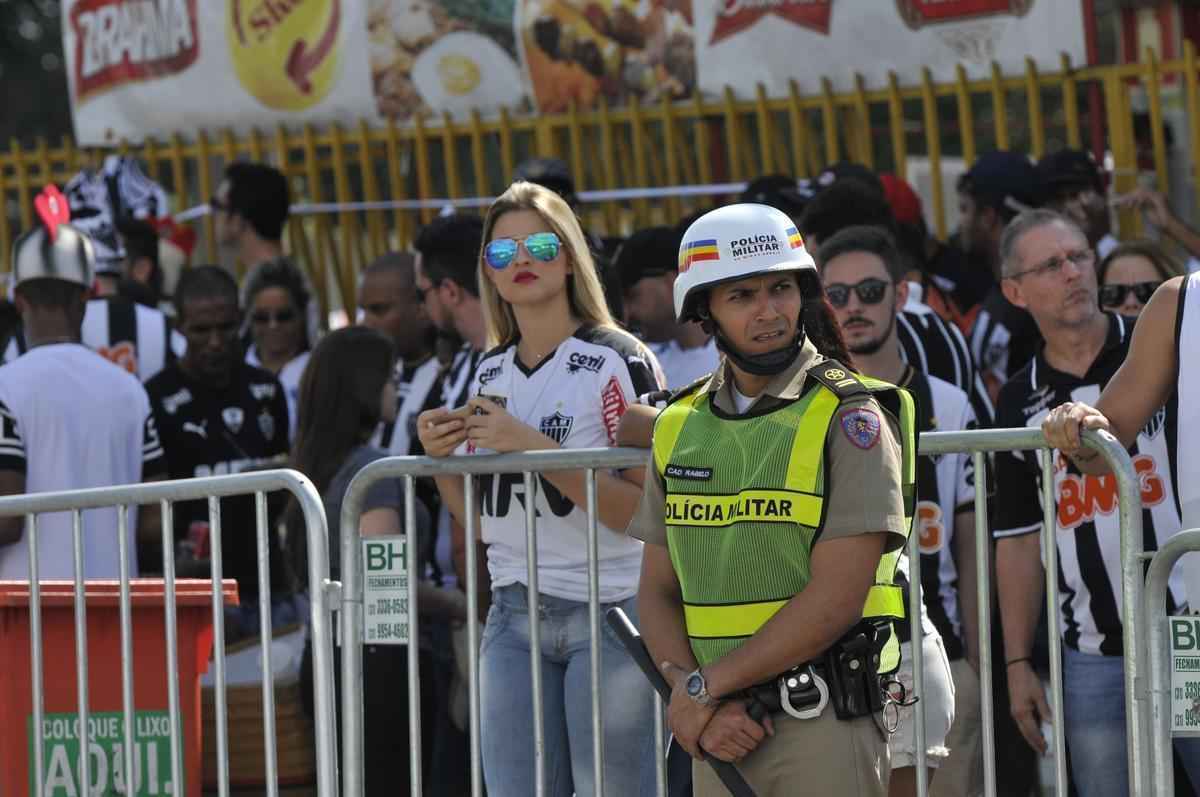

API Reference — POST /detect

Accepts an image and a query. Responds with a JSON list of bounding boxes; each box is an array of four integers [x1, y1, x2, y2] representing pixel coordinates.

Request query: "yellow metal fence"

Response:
[[2, 45, 1197, 316]]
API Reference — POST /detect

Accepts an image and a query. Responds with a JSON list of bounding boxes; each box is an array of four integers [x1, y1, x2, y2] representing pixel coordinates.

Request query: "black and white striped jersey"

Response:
[[893, 366, 977, 659], [969, 286, 1041, 400], [375, 355, 444, 457], [898, 298, 994, 425], [993, 313, 1187, 656], [442, 343, 484, 410], [3, 296, 184, 382]]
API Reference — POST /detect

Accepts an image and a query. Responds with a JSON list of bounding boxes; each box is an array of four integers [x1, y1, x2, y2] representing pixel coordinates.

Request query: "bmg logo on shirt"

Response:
[[1057, 453, 1166, 529]]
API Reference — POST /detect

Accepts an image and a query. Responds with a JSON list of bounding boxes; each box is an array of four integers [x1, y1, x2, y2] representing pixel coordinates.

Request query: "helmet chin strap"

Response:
[[713, 325, 806, 377]]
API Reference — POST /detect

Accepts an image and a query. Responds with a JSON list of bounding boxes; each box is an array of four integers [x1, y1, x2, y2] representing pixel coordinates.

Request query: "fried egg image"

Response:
[[412, 32, 525, 114]]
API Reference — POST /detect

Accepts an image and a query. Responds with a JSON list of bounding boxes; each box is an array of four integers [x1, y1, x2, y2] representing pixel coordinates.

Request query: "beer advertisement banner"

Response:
[[62, 0, 1084, 146]]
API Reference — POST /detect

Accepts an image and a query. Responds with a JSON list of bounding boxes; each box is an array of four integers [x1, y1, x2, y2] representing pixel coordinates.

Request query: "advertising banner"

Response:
[[62, 0, 1084, 146]]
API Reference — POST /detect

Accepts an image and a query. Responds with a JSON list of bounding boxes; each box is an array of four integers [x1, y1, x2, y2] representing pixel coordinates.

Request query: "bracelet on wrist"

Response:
[[1006, 656, 1033, 668]]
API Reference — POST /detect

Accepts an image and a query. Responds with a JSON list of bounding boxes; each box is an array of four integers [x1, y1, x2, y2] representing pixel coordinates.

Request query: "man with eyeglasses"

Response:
[[145, 266, 299, 643], [991, 210, 1200, 795], [819, 225, 983, 797]]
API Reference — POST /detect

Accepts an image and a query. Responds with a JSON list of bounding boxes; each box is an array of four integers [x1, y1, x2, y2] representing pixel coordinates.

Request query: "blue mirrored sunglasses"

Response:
[[484, 232, 562, 269]]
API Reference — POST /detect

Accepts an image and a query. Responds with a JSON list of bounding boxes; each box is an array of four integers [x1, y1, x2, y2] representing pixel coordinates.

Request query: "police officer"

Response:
[[630, 203, 916, 797]]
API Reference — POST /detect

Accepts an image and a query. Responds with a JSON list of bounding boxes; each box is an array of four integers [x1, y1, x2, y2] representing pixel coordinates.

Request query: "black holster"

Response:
[[821, 626, 887, 720]]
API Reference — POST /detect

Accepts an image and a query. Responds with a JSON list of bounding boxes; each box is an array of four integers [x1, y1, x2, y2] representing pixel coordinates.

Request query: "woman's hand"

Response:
[[417, 406, 469, 458], [662, 662, 717, 760], [464, 397, 552, 453], [698, 700, 773, 762]]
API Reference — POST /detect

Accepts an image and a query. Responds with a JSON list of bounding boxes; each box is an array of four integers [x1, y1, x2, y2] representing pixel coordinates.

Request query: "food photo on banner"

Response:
[[368, 0, 530, 121], [517, 0, 696, 113]]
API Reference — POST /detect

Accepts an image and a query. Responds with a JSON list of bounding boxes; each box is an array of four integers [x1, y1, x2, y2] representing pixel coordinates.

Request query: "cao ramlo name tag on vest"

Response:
[[664, 488, 821, 527]]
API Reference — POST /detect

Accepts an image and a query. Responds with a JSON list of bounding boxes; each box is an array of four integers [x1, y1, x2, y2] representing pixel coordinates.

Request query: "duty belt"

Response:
[[738, 662, 830, 720]]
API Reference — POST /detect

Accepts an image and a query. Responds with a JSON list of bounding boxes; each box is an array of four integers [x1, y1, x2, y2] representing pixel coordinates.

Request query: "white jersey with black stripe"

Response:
[[467, 325, 664, 603], [0, 344, 164, 580], [898, 296, 994, 425], [3, 297, 185, 382]]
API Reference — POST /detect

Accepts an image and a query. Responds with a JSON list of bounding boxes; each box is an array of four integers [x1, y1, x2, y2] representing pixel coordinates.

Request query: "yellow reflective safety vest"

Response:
[[651, 361, 917, 673]]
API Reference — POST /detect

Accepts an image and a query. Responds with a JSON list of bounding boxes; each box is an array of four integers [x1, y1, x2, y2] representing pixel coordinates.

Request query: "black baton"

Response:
[[605, 607, 758, 797]]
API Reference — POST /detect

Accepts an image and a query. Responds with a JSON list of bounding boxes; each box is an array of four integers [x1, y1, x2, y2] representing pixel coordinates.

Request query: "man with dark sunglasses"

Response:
[[819, 226, 984, 797], [992, 210, 1200, 796]]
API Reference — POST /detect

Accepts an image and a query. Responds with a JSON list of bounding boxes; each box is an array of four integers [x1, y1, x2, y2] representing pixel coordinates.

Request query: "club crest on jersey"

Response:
[[840, 408, 881, 450], [567, 352, 604, 374], [258, 410, 275, 440], [539, 412, 574, 444], [1143, 406, 1166, 440], [222, 407, 244, 434]]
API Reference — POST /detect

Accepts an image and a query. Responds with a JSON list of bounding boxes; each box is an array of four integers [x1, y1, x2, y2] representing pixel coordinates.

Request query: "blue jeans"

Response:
[[480, 584, 656, 797], [1063, 646, 1200, 795]]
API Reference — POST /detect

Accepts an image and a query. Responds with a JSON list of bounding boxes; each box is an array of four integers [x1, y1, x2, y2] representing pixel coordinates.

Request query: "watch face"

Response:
[[686, 673, 703, 697]]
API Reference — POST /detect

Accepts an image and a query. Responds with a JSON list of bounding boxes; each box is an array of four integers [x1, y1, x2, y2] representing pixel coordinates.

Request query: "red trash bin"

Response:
[[0, 579, 238, 796]]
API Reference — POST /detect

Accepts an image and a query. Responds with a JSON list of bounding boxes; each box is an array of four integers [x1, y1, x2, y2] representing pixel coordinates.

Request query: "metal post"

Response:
[[341, 475, 366, 797], [209, 496, 231, 797], [907, 527, 928, 797], [654, 693, 667, 797], [405, 475, 424, 796], [971, 450, 996, 797], [71, 509, 91, 795], [255, 491, 280, 796], [464, 475, 484, 797], [161, 499, 186, 795], [1144, 529, 1200, 796], [1039, 449, 1069, 793], [28, 514, 46, 795], [117, 505, 137, 795], [586, 468, 605, 795], [525, 471, 547, 797]]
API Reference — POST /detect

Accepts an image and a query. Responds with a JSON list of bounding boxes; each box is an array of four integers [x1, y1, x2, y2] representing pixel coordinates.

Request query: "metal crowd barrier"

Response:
[[339, 428, 1142, 797], [0, 469, 338, 797], [1144, 528, 1200, 795]]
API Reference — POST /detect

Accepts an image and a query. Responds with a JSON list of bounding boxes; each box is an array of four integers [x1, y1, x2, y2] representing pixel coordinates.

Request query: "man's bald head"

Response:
[[359, 251, 431, 361]]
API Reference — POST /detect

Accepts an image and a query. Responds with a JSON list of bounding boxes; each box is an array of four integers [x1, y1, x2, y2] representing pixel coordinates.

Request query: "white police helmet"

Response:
[[674, 203, 816, 322]]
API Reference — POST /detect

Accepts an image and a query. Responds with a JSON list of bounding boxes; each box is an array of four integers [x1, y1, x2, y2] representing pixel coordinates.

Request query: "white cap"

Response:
[[674, 203, 816, 322], [12, 222, 95, 290]]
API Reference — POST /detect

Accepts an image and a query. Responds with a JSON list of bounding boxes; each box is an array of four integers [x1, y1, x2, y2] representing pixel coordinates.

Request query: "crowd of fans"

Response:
[[2, 145, 1200, 797]]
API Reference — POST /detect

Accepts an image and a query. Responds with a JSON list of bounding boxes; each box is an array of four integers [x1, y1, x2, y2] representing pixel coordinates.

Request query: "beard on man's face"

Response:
[[843, 312, 896, 356]]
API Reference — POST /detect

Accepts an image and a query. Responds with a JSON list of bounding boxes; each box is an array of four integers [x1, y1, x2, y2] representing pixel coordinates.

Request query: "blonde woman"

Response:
[[418, 182, 664, 796]]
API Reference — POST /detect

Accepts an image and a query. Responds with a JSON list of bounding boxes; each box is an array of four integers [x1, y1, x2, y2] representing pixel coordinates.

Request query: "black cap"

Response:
[[513, 158, 576, 204], [612, 226, 683, 293], [1035, 148, 1104, 202], [739, 174, 816, 217], [815, 161, 884, 195], [958, 151, 1037, 215]]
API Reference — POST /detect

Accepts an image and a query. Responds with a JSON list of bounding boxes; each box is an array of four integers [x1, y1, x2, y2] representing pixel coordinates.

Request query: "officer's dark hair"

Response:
[[413, 213, 483, 297], [797, 270, 855, 367], [223, 162, 290, 241], [799, 180, 897, 245], [14, 278, 87, 312], [175, 265, 239, 321], [816, 225, 907, 285]]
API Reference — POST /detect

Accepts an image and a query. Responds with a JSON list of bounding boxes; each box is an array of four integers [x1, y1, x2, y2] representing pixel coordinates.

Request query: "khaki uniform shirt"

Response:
[[628, 338, 908, 552]]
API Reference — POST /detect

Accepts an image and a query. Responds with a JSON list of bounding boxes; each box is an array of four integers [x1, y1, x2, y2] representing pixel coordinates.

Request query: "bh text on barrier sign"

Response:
[[363, 536, 410, 645]]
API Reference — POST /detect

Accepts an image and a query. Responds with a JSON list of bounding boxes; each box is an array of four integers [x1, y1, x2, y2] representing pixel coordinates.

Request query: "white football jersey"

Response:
[[468, 325, 664, 603], [0, 344, 164, 579]]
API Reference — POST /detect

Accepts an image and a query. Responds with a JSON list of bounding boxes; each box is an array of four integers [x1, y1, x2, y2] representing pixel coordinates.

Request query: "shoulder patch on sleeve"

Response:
[[807, 359, 870, 400], [839, 406, 882, 449]]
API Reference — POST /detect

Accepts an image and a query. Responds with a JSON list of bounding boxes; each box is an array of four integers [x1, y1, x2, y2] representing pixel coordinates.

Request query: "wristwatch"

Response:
[[685, 668, 715, 706]]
